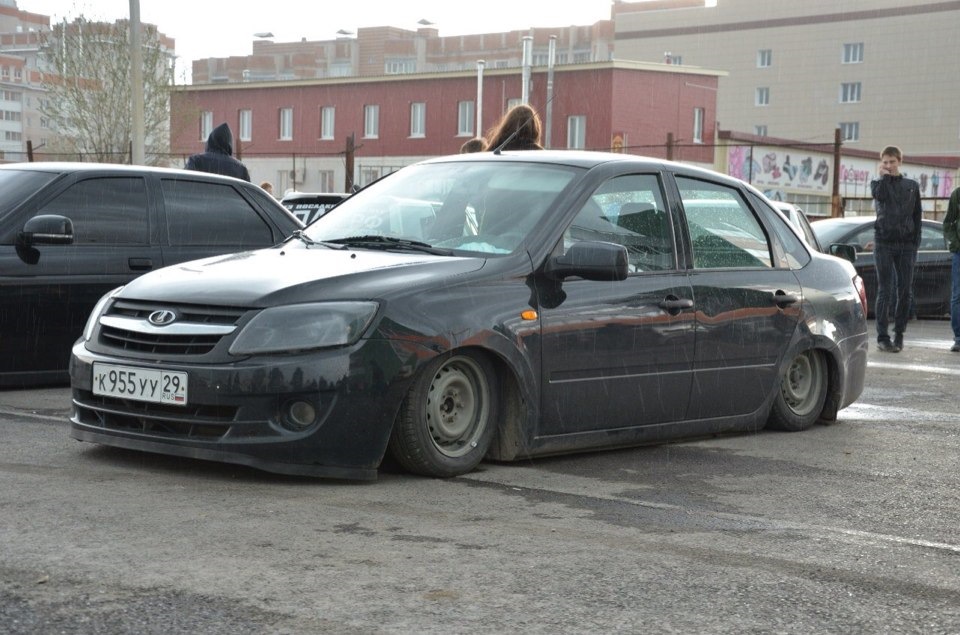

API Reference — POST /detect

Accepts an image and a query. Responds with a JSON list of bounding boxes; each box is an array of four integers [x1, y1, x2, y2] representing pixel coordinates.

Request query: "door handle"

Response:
[[659, 296, 694, 314], [773, 290, 799, 307], [128, 257, 153, 271]]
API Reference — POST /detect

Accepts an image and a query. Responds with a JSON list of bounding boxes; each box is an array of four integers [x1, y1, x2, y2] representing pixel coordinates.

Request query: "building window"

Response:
[[755, 87, 770, 106], [238, 109, 252, 142], [840, 122, 860, 142], [364, 104, 380, 138], [757, 49, 772, 68], [843, 42, 864, 64], [410, 102, 426, 138], [385, 59, 416, 74], [755, 125, 768, 137], [693, 108, 705, 144], [200, 111, 213, 141], [320, 106, 335, 140], [279, 107, 293, 140], [567, 115, 586, 149], [506, 98, 521, 111], [664, 53, 682, 65], [318, 170, 335, 192], [457, 100, 475, 136], [840, 82, 862, 103]]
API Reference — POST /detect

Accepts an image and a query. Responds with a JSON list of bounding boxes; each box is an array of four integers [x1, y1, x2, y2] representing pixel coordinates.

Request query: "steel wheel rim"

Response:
[[425, 357, 490, 458], [781, 351, 822, 416]]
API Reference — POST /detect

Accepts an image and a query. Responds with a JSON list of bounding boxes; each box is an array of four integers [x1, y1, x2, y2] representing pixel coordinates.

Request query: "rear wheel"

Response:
[[766, 349, 827, 431], [388, 352, 498, 477]]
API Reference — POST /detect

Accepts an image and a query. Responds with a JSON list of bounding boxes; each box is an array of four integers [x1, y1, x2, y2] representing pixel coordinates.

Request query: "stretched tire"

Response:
[[766, 349, 827, 431], [388, 352, 498, 477]]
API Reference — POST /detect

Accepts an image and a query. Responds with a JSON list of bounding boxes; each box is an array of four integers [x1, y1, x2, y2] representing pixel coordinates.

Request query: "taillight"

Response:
[[853, 274, 868, 316]]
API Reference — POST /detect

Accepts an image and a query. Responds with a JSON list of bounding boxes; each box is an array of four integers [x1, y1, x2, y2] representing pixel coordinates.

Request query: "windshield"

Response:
[[0, 170, 60, 220], [305, 160, 580, 255]]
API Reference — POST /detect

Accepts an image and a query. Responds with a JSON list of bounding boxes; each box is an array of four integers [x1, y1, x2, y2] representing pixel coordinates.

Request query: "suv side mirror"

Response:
[[17, 214, 74, 247], [829, 243, 857, 263], [546, 240, 629, 281]]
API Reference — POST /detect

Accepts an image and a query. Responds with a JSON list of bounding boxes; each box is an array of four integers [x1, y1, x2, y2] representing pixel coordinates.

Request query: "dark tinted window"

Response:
[[38, 177, 148, 244], [161, 180, 272, 246], [0, 169, 59, 221]]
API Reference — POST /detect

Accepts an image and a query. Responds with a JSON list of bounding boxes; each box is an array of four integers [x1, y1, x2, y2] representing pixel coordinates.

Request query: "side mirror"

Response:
[[829, 243, 857, 263], [17, 214, 74, 247], [546, 240, 629, 281]]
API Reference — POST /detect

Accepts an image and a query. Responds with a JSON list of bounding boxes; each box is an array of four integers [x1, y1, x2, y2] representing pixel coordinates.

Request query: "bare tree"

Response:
[[39, 17, 173, 164]]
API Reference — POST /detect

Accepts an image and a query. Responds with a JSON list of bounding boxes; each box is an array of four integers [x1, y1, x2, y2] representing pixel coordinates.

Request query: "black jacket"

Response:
[[185, 123, 251, 182], [870, 174, 922, 248]]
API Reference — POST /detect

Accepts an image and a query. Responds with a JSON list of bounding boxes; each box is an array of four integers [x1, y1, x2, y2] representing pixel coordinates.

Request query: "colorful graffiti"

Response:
[[726, 145, 955, 199]]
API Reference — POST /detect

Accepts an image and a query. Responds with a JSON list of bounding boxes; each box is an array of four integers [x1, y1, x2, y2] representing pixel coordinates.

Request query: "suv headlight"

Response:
[[82, 286, 124, 342], [229, 301, 379, 355]]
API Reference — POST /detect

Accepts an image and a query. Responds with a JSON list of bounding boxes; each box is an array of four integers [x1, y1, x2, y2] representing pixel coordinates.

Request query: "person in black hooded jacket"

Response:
[[185, 122, 251, 181]]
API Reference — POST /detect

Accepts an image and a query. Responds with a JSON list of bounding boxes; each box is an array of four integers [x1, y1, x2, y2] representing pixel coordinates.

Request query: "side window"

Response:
[[919, 224, 946, 251], [565, 174, 674, 272], [677, 176, 773, 269], [850, 226, 874, 252], [161, 180, 273, 247], [38, 177, 148, 245], [747, 191, 810, 268]]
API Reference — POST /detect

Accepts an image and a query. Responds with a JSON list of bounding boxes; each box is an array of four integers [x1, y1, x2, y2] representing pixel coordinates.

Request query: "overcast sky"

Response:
[[21, 0, 618, 82]]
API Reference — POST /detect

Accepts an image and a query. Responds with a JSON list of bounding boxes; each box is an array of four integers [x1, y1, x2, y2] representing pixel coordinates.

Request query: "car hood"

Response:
[[121, 244, 486, 306]]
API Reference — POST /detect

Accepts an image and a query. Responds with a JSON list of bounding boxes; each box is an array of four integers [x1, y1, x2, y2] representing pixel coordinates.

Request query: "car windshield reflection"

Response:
[[305, 161, 580, 255]]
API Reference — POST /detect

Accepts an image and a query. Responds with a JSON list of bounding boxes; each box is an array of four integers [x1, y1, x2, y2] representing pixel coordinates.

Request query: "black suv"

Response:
[[0, 163, 303, 387]]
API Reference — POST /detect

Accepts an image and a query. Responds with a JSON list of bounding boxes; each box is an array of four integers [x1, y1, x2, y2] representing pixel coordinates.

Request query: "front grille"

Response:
[[100, 325, 223, 355], [96, 299, 249, 357]]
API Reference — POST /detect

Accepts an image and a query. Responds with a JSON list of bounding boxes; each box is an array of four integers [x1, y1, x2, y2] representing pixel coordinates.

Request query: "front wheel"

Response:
[[766, 349, 827, 431], [388, 352, 498, 477]]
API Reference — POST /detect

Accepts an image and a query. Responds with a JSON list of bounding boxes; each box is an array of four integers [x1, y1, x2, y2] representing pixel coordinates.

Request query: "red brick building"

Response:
[[171, 60, 723, 194]]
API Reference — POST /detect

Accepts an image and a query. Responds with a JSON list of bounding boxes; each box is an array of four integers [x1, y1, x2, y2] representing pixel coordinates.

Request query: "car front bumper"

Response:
[[69, 337, 429, 480]]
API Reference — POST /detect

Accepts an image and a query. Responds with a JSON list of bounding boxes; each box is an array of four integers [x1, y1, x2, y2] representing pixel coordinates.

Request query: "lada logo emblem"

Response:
[[147, 310, 178, 326]]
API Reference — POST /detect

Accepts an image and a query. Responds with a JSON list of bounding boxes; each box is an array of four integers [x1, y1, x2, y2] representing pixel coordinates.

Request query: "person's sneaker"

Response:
[[877, 340, 899, 353], [951, 341, 960, 352], [893, 334, 903, 352]]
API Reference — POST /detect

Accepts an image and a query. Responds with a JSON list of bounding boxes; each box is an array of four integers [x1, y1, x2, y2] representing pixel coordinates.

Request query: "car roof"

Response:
[[0, 161, 251, 184]]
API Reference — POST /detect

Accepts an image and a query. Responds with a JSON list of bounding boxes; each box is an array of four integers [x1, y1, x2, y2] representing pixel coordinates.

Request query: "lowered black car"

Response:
[[0, 163, 302, 387], [70, 151, 868, 480]]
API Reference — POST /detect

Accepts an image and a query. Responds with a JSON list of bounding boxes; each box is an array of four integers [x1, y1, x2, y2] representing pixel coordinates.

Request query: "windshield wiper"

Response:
[[327, 235, 453, 256], [288, 230, 348, 250]]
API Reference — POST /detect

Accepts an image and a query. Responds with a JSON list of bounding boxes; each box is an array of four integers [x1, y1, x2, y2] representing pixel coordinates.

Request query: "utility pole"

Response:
[[129, 0, 145, 165], [345, 134, 355, 192], [832, 127, 843, 218]]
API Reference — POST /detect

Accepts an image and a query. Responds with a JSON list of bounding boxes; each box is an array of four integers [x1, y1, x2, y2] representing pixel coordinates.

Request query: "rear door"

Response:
[[673, 175, 802, 419], [538, 172, 696, 436], [0, 174, 158, 379]]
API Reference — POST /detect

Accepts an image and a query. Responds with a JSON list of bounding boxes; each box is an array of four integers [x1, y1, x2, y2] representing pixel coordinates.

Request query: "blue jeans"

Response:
[[951, 253, 960, 342], [874, 243, 917, 342]]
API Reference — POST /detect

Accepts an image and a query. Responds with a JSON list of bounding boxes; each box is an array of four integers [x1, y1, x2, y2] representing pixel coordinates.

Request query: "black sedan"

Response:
[[0, 163, 303, 388], [69, 151, 868, 480], [811, 216, 950, 317]]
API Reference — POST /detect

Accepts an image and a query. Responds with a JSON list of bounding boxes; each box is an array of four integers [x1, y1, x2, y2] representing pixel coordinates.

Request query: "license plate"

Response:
[[92, 363, 188, 406]]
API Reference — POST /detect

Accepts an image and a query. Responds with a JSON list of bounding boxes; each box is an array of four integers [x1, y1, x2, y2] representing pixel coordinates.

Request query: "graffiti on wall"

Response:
[[726, 145, 954, 200]]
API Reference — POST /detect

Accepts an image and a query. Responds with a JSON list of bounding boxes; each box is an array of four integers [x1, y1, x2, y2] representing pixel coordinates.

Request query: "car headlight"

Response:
[[228, 301, 379, 355], [82, 286, 125, 342]]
